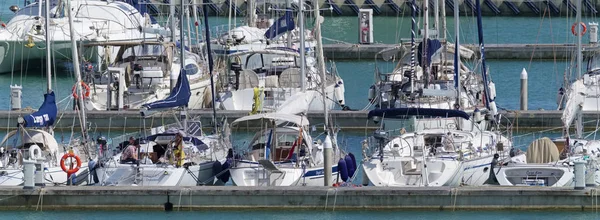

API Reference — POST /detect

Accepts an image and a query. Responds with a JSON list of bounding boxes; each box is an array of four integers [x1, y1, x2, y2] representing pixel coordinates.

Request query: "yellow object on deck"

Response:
[[25, 36, 35, 48], [250, 87, 262, 115]]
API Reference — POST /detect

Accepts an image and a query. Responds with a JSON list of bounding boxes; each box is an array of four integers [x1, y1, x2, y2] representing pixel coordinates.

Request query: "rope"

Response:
[[35, 188, 45, 211], [450, 187, 459, 211]]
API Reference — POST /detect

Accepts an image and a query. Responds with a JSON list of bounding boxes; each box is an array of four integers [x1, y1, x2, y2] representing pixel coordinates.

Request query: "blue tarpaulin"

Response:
[[264, 10, 295, 40], [368, 108, 470, 120], [142, 68, 191, 110], [23, 92, 57, 127]]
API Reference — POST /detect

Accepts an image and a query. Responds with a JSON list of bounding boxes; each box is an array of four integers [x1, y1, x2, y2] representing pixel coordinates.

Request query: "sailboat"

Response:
[[228, 1, 351, 186], [92, 0, 230, 186], [0, 0, 92, 186], [366, 0, 495, 132], [494, 1, 600, 186], [0, 0, 162, 74], [215, 1, 347, 113]]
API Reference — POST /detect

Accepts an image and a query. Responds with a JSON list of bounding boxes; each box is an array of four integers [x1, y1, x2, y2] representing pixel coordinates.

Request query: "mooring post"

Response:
[[520, 68, 528, 111]]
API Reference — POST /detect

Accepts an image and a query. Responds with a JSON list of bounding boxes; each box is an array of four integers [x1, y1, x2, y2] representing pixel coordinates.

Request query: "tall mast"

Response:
[[422, 0, 430, 88], [67, 0, 88, 141], [454, 0, 460, 108], [247, 0, 256, 27], [313, 0, 332, 187], [410, 0, 416, 95], [299, 6, 306, 92], [441, 0, 446, 70], [45, 0, 52, 93], [576, 0, 583, 138], [476, 0, 497, 119], [203, 0, 218, 132], [170, 0, 177, 89]]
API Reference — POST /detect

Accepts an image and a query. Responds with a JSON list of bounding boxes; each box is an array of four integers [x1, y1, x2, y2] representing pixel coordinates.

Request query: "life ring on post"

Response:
[[29, 144, 42, 160], [60, 152, 82, 176], [572, 22, 587, 36], [72, 82, 91, 99]]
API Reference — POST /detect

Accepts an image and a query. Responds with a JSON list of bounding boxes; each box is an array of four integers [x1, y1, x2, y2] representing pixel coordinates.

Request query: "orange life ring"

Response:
[[60, 152, 82, 176], [572, 22, 587, 36], [72, 81, 91, 99]]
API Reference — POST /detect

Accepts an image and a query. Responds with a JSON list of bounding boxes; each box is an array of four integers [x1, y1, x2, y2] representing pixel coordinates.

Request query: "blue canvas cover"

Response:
[[23, 92, 57, 127]]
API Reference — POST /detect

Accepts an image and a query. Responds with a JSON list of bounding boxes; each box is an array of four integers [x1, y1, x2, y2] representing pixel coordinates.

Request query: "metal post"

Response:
[[299, 7, 306, 92], [520, 68, 528, 110]]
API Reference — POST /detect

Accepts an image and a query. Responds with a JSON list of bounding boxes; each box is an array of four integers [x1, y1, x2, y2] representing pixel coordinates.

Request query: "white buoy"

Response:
[[590, 22, 598, 45], [10, 85, 22, 110], [323, 134, 333, 186], [574, 160, 586, 190], [520, 68, 528, 110], [23, 159, 35, 189]]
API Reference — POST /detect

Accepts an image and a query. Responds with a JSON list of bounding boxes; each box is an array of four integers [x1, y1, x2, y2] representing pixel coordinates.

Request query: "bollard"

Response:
[[10, 85, 22, 110], [520, 68, 528, 111], [35, 158, 46, 187], [23, 159, 35, 189], [323, 134, 333, 186], [574, 160, 586, 190], [585, 161, 598, 187]]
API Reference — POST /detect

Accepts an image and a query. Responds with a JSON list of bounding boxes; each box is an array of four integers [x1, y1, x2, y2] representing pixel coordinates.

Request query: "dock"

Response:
[[323, 43, 600, 60], [0, 186, 598, 210], [0, 110, 596, 131]]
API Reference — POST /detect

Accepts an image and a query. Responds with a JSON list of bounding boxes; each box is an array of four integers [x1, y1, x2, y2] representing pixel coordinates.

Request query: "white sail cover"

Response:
[[561, 79, 587, 129]]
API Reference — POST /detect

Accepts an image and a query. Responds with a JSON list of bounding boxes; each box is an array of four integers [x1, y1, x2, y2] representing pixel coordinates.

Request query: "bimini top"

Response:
[[145, 128, 205, 146], [368, 108, 470, 120], [232, 113, 309, 127]]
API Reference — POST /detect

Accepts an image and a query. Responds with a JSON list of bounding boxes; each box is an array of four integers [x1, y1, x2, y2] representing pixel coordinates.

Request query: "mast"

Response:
[[313, 0, 332, 187], [45, 0, 52, 93], [454, 0, 460, 108], [67, 0, 88, 141], [203, 0, 218, 132], [476, 0, 495, 116], [434, 0, 439, 39], [170, 0, 177, 89], [441, 0, 446, 70], [422, 0, 430, 88], [247, 0, 256, 27], [299, 6, 306, 92], [180, 0, 189, 132], [45, 0, 53, 135], [575, 0, 583, 138], [410, 0, 416, 95]]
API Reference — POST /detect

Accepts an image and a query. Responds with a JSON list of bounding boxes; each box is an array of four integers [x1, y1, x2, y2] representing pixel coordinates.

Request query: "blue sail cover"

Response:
[[417, 39, 442, 66], [368, 108, 470, 120], [23, 92, 58, 127], [142, 68, 191, 110], [264, 10, 295, 40]]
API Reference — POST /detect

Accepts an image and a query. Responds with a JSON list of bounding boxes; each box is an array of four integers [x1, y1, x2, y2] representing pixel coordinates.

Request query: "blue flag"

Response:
[[264, 10, 295, 40]]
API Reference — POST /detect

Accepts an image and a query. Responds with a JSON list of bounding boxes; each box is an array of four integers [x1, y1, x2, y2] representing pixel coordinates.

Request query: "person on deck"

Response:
[[172, 131, 186, 168], [121, 139, 139, 164]]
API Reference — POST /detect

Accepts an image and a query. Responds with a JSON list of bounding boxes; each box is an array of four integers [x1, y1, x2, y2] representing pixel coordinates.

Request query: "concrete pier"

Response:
[[0, 110, 598, 131], [323, 43, 600, 60], [0, 186, 599, 210]]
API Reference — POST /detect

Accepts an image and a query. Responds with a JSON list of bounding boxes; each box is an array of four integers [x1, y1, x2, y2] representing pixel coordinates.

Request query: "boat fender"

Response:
[[212, 161, 223, 177], [219, 161, 231, 183], [338, 158, 348, 182], [368, 85, 376, 101], [345, 155, 355, 178], [29, 144, 42, 160], [348, 153, 357, 174], [334, 81, 345, 105]]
